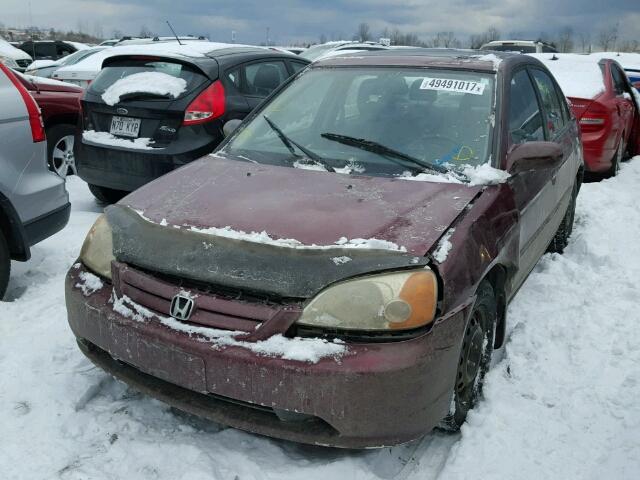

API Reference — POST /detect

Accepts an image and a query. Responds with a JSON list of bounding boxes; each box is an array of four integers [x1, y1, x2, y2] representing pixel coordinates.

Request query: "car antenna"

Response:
[[166, 21, 183, 45]]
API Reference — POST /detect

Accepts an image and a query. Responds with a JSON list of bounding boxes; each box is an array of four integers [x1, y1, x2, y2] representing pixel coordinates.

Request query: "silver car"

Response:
[[0, 63, 70, 299]]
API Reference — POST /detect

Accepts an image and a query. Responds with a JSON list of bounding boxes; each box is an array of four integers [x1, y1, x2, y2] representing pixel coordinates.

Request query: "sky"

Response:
[[2, 0, 639, 46]]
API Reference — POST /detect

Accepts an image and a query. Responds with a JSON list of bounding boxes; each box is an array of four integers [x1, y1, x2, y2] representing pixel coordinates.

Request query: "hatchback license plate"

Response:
[[110, 116, 141, 138]]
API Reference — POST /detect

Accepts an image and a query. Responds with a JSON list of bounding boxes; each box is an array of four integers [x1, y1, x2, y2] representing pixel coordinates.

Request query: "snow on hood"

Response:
[[529, 53, 605, 99], [120, 156, 483, 256], [101, 71, 187, 106], [0, 38, 31, 61]]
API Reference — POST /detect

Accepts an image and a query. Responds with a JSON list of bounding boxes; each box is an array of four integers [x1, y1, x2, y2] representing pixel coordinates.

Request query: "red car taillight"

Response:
[[578, 101, 608, 132], [183, 80, 225, 126], [0, 63, 46, 142]]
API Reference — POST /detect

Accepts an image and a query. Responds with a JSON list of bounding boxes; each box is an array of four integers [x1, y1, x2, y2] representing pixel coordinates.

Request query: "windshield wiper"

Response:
[[263, 116, 335, 172], [320, 132, 449, 175]]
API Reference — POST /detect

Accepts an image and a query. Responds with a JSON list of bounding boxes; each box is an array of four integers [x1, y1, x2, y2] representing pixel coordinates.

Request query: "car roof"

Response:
[[313, 48, 522, 72]]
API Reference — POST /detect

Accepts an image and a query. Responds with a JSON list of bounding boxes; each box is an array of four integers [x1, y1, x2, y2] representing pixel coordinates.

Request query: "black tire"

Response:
[[547, 181, 578, 254], [439, 280, 497, 431], [0, 230, 10, 301], [88, 184, 128, 204], [46, 124, 77, 178]]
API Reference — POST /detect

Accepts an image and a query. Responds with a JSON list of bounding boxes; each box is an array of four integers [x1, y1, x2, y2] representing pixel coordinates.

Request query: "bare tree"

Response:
[[319, 33, 327, 44], [469, 27, 500, 49], [429, 31, 459, 48], [140, 25, 155, 38], [556, 27, 574, 53], [577, 31, 592, 53], [356, 22, 371, 42], [598, 24, 619, 51], [618, 39, 640, 52]]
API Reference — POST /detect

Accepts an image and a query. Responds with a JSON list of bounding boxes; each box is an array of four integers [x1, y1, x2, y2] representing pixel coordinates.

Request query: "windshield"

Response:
[[88, 58, 207, 96], [223, 67, 495, 179]]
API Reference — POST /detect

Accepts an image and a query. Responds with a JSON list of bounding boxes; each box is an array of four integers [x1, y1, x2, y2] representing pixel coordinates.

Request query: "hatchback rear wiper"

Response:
[[320, 132, 449, 175], [263, 116, 335, 172], [118, 92, 172, 102]]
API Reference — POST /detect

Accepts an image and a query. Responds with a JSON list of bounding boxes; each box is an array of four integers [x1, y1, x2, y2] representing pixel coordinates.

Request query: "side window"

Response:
[[290, 61, 307, 74], [530, 68, 565, 136], [35, 43, 57, 59], [508, 70, 545, 144], [57, 44, 74, 58], [225, 67, 242, 91], [610, 65, 627, 95], [243, 61, 288, 98]]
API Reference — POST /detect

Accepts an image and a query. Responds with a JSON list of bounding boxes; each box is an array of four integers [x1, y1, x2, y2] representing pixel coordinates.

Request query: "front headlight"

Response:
[[296, 269, 438, 331], [79, 214, 114, 280]]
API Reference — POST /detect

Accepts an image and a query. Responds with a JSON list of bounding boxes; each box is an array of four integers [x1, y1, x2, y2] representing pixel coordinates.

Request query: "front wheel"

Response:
[[439, 280, 497, 431], [88, 184, 128, 204], [0, 230, 10, 300]]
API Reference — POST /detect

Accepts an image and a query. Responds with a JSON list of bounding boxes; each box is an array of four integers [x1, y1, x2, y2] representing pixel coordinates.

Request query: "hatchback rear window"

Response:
[[89, 59, 207, 99]]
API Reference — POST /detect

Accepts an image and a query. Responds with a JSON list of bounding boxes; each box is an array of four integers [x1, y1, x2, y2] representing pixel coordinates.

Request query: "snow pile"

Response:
[[335, 160, 365, 175], [399, 161, 509, 186], [432, 229, 455, 263], [75, 271, 104, 296], [529, 53, 605, 99], [111, 293, 346, 363], [461, 161, 511, 186], [83, 130, 155, 150], [331, 256, 352, 265], [292, 160, 327, 172], [102, 72, 187, 106], [472, 53, 503, 69]]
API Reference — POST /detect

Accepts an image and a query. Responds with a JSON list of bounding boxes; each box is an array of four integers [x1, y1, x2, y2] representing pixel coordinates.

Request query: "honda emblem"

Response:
[[170, 294, 195, 321]]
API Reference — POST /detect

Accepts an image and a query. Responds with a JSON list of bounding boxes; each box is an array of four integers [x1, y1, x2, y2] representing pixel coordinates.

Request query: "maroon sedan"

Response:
[[66, 50, 583, 448], [15, 72, 82, 177]]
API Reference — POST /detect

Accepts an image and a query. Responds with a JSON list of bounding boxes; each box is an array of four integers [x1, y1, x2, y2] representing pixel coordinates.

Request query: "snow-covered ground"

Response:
[[1, 160, 640, 479]]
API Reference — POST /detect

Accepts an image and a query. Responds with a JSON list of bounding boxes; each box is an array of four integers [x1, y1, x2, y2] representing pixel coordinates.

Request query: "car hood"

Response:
[[107, 156, 481, 298]]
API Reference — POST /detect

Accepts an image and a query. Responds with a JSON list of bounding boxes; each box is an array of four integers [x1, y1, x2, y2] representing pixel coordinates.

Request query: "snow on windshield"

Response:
[[529, 53, 605, 99], [101, 71, 187, 105]]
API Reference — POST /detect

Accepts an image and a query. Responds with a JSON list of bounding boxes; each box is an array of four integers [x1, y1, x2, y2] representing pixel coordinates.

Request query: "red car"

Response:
[[532, 54, 640, 177], [14, 72, 83, 178], [66, 50, 583, 448]]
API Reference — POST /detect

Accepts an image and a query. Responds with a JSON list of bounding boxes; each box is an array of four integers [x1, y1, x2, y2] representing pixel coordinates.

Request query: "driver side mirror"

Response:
[[506, 141, 564, 174], [223, 119, 242, 138]]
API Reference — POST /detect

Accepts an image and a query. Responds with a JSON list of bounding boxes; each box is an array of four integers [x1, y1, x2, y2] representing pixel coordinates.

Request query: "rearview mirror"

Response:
[[506, 141, 564, 174], [223, 119, 242, 138]]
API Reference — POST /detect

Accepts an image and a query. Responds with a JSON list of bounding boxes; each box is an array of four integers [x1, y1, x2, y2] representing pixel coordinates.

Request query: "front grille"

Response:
[[114, 262, 294, 333]]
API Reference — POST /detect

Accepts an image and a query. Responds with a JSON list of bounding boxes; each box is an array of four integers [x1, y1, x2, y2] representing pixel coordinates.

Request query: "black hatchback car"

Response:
[[75, 44, 309, 202]]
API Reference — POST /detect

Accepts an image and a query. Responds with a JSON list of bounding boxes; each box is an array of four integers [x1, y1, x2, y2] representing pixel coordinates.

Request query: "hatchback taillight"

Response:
[[183, 80, 225, 125], [578, 101, 608, 131], [0, 63, 46, 142]]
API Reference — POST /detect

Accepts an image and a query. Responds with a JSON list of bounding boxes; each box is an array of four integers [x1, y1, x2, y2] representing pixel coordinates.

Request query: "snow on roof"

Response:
[[55, 41, 256, 74], [101, 71, 187, 105], [529, 53, 605, 99], [64, 41, 90, 51]]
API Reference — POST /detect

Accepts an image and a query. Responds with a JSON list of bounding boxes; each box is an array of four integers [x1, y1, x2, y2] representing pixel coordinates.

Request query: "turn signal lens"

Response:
[[79, 214, 114, 280], [296, 269, 438, 331]]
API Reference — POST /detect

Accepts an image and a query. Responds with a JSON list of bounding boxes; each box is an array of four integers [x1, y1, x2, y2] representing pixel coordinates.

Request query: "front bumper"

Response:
[[66, 264, 468, 448]]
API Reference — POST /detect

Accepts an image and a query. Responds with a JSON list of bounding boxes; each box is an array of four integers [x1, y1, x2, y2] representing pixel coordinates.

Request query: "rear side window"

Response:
[[508, 70, 544, 144], [530, 68, 566, 136], [89, 59, 207, 98], [243, 61, 288, 97], [35, 43, 57, 59]]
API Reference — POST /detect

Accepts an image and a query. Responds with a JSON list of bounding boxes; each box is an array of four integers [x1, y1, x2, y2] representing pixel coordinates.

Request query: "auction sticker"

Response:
[[419, 78, 485, 95]]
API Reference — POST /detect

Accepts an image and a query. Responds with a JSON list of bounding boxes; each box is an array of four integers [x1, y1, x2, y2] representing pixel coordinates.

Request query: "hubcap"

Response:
[[51, 135, 76, 178]]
